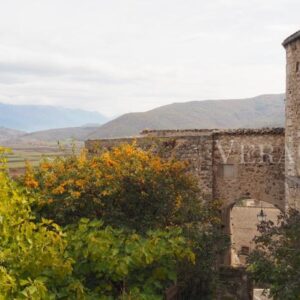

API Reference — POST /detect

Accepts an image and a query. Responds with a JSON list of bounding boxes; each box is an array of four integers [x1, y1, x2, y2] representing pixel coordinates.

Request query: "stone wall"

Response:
[[217, 267, 253, 300], [86, 132, 214, 200], [213, 129, 285, 209], [283, 31, 300, 209], [85, 128, 285, 209]]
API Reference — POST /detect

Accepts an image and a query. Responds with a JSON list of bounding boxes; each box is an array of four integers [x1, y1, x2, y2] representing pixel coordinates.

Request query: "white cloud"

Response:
[[0, 0, 298, 116]]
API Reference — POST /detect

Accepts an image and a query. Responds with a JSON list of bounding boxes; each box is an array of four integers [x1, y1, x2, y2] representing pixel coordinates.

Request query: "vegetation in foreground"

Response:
[[0, 144, 228, 299], [5, 142, 300, 299], [248, 209, 300, 300]]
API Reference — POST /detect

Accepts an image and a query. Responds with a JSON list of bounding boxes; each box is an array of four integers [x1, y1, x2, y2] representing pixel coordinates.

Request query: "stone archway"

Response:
[[223, 199, 281, 267]]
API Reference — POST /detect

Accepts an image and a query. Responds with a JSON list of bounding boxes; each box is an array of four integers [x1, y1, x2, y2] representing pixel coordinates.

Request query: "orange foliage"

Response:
[[22, 144, 201, 230], [24, 162, 39, 189]]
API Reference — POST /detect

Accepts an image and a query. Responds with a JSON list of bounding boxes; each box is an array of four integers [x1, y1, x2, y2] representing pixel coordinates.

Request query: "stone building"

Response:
[[85, 31, 300, 268], [85, 29, 300, 300], [86, 128, 285, 209], [283, 30, 300, 209], [86, 128, 285, 267]]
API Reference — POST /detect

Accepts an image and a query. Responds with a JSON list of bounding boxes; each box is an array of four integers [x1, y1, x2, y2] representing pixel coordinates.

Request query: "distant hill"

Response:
[[5, 94, 285, 143], [0, 103, 108, 132], [15, 126, 100, 143], [88, 94, 285, 139], [0, 127, 25, 141]]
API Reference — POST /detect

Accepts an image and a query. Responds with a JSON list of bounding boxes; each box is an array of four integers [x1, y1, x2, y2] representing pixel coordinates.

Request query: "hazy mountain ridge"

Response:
[[88, 94, 285, 139], [3, 94, 285, 143], [0, 103, 108, 132], [13, 126, 98, 143], [0, 127, 25, 142]]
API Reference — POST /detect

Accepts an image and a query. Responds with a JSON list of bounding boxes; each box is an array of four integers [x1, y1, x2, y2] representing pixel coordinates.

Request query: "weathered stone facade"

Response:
[[283, 30, 300, 209], [213, 129, 285, 209], [86, 128, 285, 271], [86, 128, 286, 210], [86, 130, 215, 200]]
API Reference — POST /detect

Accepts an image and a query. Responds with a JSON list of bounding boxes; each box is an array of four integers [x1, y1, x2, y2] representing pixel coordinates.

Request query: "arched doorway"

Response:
[[229, 199, 281, 267]]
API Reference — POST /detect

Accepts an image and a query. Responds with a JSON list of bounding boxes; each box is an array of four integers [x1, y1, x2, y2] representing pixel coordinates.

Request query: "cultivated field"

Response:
[[4, 142, 84, 176]]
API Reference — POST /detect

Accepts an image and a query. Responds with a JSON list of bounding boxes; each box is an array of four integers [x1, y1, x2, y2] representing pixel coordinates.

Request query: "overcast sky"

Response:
[[0, 0, 298, 116]]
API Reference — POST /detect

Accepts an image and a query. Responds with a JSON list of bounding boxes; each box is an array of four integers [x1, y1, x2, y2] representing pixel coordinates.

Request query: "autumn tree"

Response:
[[22, 143, 228, 298], [0, 172, 193, 298], [0, 147, 195, 299], [24, 143, 201, 232], [0, 149, 77, 298]]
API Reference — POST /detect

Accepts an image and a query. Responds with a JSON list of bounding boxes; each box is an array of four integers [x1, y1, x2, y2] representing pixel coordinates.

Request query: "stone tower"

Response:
[[283, 31, 300, 208]]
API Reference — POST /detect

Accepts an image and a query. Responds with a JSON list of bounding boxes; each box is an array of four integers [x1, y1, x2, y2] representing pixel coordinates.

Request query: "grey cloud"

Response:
[[0, 57, 177, 87], [0, 0, 298, 116], [0, 60, 128, 84]]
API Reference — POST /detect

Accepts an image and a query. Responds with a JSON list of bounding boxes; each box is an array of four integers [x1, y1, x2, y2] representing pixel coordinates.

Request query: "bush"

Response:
[[248, 209, 300, 300], [19, 144, 228, 298], [178, 199, 229, 299], [0, 147, 195, 299], [23, 144, 201, 232], [0, 156, 74, 298], [67, 219, 195, 298]]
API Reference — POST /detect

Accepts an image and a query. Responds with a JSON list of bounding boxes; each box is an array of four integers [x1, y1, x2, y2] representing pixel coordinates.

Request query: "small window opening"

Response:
[[221, 164, 237, 179], [296, 62, 299, 73], [262, 154, 271, 163], [240, 246, 250, 256]]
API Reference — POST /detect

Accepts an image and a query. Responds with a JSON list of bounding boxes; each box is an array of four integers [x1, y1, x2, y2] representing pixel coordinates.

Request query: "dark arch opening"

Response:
[[221, 198, 281, 267]]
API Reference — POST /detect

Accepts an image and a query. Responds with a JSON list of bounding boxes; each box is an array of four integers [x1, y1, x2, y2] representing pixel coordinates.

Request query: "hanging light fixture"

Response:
[[257, 202, 267, 222]]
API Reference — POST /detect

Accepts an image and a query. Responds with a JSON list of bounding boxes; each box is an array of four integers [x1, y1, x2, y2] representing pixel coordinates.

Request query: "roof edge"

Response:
[[141, 128, 285, 137], [282, 30, 300, 47]]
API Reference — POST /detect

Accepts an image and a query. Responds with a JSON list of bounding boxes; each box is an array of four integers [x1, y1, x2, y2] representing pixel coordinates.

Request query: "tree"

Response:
[[23, 143, 201, 232], [0, 148, 77, 299], [178, 199, 229, 299], [21, 143, 228, 298], [0, 147, 195, 299], [67, 219, 195, 299], [248, 209, 300, 300]]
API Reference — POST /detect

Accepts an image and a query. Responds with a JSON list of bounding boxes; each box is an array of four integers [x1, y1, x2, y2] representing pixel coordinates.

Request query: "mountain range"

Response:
[[2, 94, 285, 144], [0, 103, 108, 132], [88, 94, 285, 139]]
